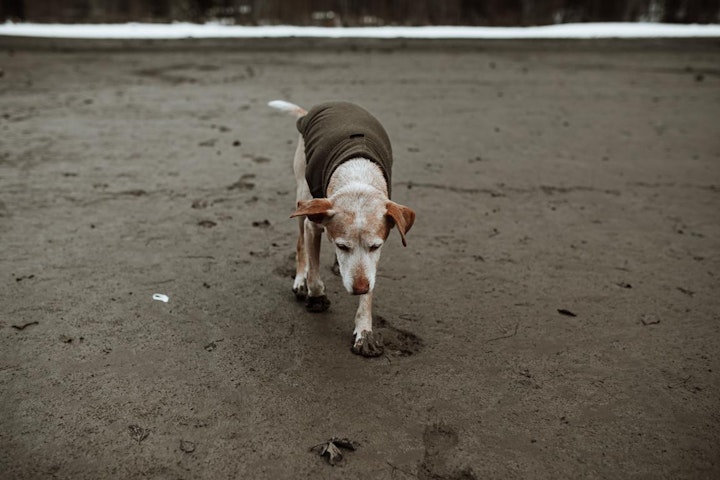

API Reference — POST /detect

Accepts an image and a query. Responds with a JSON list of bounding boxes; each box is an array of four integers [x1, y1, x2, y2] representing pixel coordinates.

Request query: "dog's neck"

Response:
[[326, 158, 388, 198]]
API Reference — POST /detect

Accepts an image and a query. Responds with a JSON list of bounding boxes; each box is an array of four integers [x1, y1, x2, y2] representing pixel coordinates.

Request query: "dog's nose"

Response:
[[352, 277, 370, 295]]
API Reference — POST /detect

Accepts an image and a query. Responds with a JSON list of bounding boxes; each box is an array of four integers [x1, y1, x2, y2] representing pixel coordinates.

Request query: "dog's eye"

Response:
[[336, 243, 351, 252], [369, 244, 382, 252]]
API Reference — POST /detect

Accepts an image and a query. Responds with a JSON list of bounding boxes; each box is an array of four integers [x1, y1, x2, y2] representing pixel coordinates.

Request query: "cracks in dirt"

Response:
[[537, 185, 620, 196], [132, 63, 262, 85], [399, 181, 504, 197], [133, 63, 221, 85], [485, 322, 519, 342], [544, 62, 720, 78], [628, 181, 720, 193], [399, 181, 622, 197], [58, 188, 171, 207], [667, 374, 704, 394]]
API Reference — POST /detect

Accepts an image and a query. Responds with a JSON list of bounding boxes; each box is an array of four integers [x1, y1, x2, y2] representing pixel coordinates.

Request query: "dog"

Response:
[[268, 100, 415, 357]]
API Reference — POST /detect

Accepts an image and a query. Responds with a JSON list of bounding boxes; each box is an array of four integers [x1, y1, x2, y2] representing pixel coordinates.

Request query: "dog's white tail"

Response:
[[268, 100, 307, 118]]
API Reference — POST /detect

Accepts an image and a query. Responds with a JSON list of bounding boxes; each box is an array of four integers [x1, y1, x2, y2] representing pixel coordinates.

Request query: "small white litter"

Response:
[[152, 293, 169, 303]]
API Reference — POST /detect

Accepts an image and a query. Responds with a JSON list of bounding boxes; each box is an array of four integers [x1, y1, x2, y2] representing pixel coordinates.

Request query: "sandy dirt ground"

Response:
[[1, 37, 719, 479]]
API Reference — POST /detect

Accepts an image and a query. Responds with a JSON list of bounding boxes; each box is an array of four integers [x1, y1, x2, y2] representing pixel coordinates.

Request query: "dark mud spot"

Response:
[[204, 339, 223, 352], [676, 286, 695, 297], [252, 219, 271, 228], [306, 295, 331, 313], [274, 260, 295, 280], [375, 315, 423, 356], [640, 315, 661, 326], [191, 199, 208, 209], [197, 220, 217, 228], [419, 423, 477, 480], [198, 138, 217, 147], [227, 174, 255, 191], [179, 440, 196, 453], [121, 189, 147, 197]]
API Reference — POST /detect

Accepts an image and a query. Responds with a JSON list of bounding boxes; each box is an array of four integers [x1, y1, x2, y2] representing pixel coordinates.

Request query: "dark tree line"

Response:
[[2, 0, 719, 25]]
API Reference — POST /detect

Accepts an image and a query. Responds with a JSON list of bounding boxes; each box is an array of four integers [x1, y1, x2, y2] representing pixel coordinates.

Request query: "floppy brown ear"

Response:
[[386, 201, 416, 247], [290, 198, 334, 224]]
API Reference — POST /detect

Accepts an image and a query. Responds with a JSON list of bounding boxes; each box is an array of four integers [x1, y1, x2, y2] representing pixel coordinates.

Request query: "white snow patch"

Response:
[[1, 22, 719, 39]]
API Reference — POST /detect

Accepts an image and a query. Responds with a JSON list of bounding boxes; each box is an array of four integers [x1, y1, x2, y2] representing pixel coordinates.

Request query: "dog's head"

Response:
[[291, 192, 415, 295]]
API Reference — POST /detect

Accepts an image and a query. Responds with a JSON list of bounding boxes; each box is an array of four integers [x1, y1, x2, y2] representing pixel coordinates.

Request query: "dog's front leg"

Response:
[[292, 217, 309, 300], [304, 218, 330, 312], [351, 293, 384, 357]]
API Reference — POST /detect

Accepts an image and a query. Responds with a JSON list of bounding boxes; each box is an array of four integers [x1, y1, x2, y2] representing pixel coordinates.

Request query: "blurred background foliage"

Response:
[[2, 0, 718, 25]]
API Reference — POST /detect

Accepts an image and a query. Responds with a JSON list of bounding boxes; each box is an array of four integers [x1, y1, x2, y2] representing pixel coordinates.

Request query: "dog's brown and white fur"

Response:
[[269, 100, 415, 357]]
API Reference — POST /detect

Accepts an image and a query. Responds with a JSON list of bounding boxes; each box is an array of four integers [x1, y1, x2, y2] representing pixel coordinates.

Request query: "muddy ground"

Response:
[[0, 37, 719, 479]]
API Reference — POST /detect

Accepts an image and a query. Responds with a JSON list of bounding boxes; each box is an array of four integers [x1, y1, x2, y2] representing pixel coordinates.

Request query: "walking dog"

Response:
[[268, 100, 415, 357]]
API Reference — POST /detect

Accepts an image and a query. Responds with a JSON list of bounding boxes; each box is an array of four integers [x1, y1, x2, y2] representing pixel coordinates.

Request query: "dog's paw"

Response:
[[305, 295, 331, 313], [292, 279, 308, 301], [352, 330, 384, 357]]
